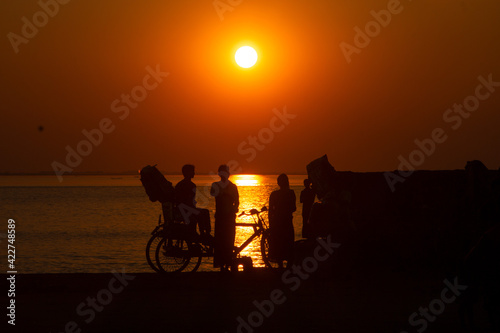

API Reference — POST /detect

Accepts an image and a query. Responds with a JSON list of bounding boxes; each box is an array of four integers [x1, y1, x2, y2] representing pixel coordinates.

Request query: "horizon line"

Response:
[[0, 168, 489, 176]]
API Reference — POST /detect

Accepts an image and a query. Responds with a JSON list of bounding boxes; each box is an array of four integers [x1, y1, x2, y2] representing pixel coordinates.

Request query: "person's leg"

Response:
[[302, 215, 310, 238], [162, 202, 174, 226], [213, 218, 220, 268]]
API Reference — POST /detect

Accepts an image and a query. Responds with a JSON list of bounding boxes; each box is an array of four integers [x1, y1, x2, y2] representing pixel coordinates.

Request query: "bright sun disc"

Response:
[[235, 46, 258, 68]]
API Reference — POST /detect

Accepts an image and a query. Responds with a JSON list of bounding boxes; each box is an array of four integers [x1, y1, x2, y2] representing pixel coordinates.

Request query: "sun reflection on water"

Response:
[[232, 174, 262, 187], [198, 174, 304, 271]]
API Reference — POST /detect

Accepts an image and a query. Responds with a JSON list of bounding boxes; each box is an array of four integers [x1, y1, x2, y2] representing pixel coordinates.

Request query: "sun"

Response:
[[235, 46, 258, 68]]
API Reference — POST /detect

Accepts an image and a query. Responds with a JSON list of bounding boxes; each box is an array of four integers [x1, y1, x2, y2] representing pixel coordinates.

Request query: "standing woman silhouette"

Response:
[[269, 174, 296, 268], [210, 165, 239, 271]]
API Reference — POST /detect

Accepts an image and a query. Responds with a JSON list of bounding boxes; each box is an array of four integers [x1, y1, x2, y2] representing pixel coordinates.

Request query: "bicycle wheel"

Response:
[[155, 236, 202, 273], [155, 236, 190, 273], [186, 242, 203, 273], [146, 231, 163, 273], [261, 231, 291, 269]]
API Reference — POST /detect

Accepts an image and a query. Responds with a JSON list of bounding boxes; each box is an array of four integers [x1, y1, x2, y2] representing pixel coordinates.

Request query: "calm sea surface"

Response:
[[0, 175, 308, 273]]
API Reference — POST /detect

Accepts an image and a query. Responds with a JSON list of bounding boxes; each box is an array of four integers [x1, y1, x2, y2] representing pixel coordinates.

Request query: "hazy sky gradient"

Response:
[[1, 0, 499, 175]]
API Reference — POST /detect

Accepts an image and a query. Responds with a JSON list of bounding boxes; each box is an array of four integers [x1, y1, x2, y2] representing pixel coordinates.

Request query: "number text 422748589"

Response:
[[7, 218, 17, 326]]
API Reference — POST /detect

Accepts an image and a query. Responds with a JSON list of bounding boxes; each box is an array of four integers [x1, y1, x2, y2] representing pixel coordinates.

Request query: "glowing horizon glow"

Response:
[[235, 46, 258, 68]]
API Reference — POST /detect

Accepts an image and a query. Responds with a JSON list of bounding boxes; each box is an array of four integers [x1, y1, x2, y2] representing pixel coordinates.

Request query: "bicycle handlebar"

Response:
[[238, 210, 256, 217], [238, 206, 267, 217]]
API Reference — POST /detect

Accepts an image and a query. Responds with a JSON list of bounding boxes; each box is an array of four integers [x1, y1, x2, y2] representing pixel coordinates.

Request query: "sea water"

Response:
[[0, 175, 308, 273]]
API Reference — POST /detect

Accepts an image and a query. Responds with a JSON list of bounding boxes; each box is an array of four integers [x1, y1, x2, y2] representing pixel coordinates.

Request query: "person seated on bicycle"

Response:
[[174, 164, 211, 238]]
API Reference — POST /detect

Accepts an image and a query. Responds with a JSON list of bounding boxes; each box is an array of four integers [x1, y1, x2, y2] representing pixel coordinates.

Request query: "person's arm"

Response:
[[191, 183, 197, 207], [291, 190, 297, 213], [269, 192, 276, 219], [308, 202, 318, 225], [210, 182, 217, 197], [233, 184, 239, 213], [300, 189, 305, 203], [174, 183, 180, 205]]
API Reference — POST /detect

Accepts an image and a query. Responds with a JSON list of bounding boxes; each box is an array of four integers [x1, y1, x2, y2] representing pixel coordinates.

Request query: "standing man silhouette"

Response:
[[300, 179, 315, 238], [210, 165, 239, 271]]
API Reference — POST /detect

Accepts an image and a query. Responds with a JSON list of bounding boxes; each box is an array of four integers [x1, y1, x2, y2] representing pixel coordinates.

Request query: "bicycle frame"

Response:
[[233, 209, 267, 258], [150, 206, 274, 273]]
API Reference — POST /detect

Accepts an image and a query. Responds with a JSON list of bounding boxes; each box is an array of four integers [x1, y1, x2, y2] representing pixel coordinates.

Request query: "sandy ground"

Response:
[[4, 263, 482, 333]]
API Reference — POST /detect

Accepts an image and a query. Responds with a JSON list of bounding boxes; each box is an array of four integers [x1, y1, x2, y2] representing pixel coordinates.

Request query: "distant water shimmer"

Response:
[[1, 175, 308, 273]]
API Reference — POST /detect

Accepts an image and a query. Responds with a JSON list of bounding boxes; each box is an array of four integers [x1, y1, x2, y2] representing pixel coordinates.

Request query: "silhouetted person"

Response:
[[174, 164, 197, 233], [210, 165, 239, 271], [307, 155, 338, 239], [300, 178, 315, 238], [269, 174, 296, 268], [306, 155, 358, 275], [175, 164, 211, 236]]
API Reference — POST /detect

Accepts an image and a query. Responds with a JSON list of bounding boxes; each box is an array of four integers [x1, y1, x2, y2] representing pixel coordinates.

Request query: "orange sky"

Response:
[[1, 0, 500, 176]]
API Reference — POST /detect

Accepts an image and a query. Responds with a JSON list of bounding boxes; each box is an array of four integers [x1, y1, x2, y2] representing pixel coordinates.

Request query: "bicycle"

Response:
[[235, 206, 289, 270], [149, 206, 286, 273]]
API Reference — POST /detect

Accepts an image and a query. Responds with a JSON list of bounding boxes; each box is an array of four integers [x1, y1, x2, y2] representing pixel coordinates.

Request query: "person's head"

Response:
[[303, 178, 311, 189], [182, 164, 195, 179], [277, 174, 289, 190], [307, 155, 336, 199], [218, 165, 230, 181]]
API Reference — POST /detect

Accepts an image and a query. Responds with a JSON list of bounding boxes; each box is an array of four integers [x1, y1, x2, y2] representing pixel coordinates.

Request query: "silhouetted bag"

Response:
[[140, 165, 175, 203]]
